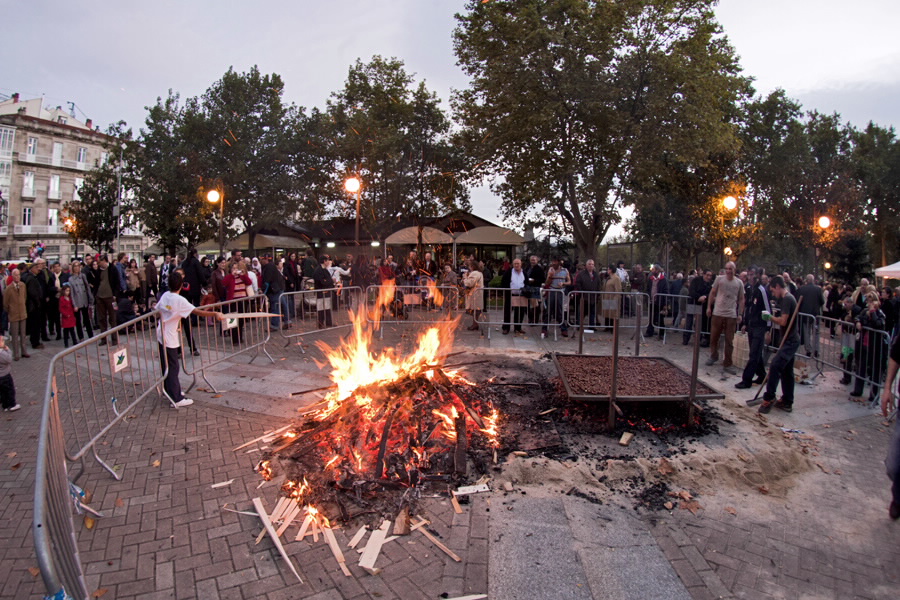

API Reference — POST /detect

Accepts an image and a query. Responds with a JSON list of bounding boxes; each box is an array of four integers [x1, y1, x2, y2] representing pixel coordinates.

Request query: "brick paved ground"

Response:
[[1, 324, 897, 599]]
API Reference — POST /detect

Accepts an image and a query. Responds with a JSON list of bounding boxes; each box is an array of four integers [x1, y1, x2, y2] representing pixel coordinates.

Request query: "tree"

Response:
[[851, 122, 900, 266], [128, 92, 217, 253], [452, 0, 751, 259], [832, 233, 872, 285], [64, 123, 132, 253], [199, 66, 323, 249], [321, 56, 470, 230]]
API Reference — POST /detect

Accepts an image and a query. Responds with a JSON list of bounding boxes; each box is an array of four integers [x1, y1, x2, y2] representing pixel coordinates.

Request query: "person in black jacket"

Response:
[[683, 269, 713, 346], [313, 255, 334, 328], [22, 259, 47, 349], [736, 267, 771, 389], [524, 255, 545, 325], [573, 259, 603, 329], [260, 253, 285, 329]]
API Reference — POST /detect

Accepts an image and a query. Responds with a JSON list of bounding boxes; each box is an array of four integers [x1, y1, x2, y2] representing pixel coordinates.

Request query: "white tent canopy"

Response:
[[196, 233, 309, 253], [454, 226, 525, 245], [384, 226, 453, 245], [875, 260, 900, 278]]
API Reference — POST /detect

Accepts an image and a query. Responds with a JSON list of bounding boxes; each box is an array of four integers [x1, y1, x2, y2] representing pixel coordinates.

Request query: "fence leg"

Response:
[[92, 445, 122, 481], [201, 372, 218, 394], [634, 301, 642, 357]]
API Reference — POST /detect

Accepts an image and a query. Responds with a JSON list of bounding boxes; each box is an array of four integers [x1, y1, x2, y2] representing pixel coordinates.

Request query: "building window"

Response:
[[73, 178, 83, 201], [23, 171, 34, 197], [100, 151, 109, 166], [77, 147, 87, 163], [27, 137, 38, 156], [0, 127, 13, 154], [49, 174, 61, 199], [52, 142, 63, 167], [48, 208, 58, 227], [0, 161, 10, 181], [22, 207, 32, 226]]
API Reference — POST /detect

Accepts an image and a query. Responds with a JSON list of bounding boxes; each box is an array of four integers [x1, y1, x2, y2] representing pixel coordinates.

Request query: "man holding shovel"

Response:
[[758, 276, 801, 414]]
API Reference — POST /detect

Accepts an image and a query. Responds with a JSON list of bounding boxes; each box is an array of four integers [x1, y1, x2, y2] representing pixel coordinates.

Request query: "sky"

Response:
[[3, 0, 899, 230]]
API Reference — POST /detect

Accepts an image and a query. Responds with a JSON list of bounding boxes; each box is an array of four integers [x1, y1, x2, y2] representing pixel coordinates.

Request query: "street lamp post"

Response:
[[813, 215, 831, 280], [207, 189, 224, 258], [721, 196, 737, 268], [345, 177, 361, 247], [64, 217, 78, 260]]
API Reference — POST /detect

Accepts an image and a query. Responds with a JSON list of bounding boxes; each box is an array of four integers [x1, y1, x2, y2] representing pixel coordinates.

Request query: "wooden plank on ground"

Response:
[[358, 520, 391, 573], [450, 495, 463, 514], [347, 525, 368, 549], [323, 527, 352, 577], [251, 497, 303, 583], [412, 518, 462, 562], [294, 514, 313, 542]]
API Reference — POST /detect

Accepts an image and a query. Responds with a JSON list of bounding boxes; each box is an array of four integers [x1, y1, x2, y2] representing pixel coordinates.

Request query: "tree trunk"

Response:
[[248, 229, 256, 252]]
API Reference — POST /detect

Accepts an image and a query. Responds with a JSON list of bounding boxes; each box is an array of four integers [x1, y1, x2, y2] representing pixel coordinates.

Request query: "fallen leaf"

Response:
[[815, 462, 830, 474], [678, 490, 692, 501], [737, 453, 751, 463], [212, 394, 223, 398], [758, 485, 770, 495], [152, 460, 161, 468], [115, 498, 124, 508], [663, 501, 674, 510], [822, 424, 831, 429], [10, 463, 21, 471], [6, 451, 16, 458], [658, 458, 675, 476], [834, 469, 843, 476], [680, 500, 702, 515], [27, 567, 40, 577], [92, 588, 108, 598], [84, 516, 95, 530], [724, 506, 737, 516]]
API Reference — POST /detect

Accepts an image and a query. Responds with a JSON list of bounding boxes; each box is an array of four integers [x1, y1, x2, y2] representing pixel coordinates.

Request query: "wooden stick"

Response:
[[233, 424, 292, 451], [210, 479, 234, 489], [359, 520, 391, 572], [357, 519, 430, 553], [323, 527, 352, 577], [275, 503, 302, 537], [450, 495, 463, 514], [251, 497, 303, 583], [294, 514, 313, 541], [347, 525, 368, 549], [412, 518, 462, 562]]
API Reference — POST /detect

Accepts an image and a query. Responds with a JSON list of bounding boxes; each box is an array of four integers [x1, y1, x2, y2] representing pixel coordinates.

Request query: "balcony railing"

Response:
[[18, 153, 91, 172], [14, 225, 63, 235], [48, 189, 61, 200]]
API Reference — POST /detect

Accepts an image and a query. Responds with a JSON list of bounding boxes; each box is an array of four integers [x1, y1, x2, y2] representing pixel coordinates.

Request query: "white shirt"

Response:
[[156, 291, 195, 348], [247, 271, 259, 294], [510, 269, 525, 290]]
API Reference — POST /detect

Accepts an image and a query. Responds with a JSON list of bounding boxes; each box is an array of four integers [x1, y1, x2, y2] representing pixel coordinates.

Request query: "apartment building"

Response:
[[0, 93, 148, 262]]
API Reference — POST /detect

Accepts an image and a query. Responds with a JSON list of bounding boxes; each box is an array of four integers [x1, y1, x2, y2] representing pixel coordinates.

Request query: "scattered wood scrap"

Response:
[[359, 520, 392, 574], [251, 497, 303, 583], [412, 517, 462, 562], [619, 432, 634, 447]]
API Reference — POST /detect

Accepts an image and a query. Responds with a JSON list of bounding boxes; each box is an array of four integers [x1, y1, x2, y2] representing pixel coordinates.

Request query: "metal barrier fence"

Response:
[[180, 295, 275, 393], [35, 309, 169, 600], [278, 286, 364, 347], [794, 313, 891, 401], [646, 292, 713, 343], [476, 287, 564, 340], [366, 284, 460, 337], [566, 290, 651, 334]]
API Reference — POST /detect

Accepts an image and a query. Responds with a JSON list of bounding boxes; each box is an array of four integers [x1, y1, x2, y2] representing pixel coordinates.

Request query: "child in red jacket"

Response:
[[59, 284, 77, 348]]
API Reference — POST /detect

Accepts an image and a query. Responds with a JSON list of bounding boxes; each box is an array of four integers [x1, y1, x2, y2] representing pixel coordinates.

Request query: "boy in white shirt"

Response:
[[157, 271, 225, 408]]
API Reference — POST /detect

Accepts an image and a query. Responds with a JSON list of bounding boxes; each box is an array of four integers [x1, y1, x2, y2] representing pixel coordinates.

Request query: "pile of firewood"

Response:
[[255, 364, 501, 525]]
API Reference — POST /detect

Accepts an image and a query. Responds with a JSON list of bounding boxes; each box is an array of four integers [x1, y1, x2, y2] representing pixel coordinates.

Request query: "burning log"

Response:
[[454, 413, 468, 476]]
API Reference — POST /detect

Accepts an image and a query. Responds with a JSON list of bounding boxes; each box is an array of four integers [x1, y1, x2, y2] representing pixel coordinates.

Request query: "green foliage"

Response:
[[832, 234, 872, 285], [851, 122, 900, 266], [453, 0, 751, 260], [319, 56, 470, 227]]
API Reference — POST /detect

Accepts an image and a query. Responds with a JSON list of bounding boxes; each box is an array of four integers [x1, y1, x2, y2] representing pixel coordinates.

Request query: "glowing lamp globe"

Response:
[[207, 190, 221, 204], [723, 196, 737, 211], [817, 216, 831, 229], [345, 177, 361, 193]]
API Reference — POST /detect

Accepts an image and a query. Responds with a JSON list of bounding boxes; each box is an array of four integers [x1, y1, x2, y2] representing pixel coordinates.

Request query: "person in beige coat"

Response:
[[602, 264, 623, 331], [3, 269, 29, 360], [463, 261, 484, 330]]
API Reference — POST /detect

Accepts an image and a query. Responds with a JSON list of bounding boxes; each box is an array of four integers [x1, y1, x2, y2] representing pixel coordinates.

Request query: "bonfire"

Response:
[[256, 281, 501, 525]]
